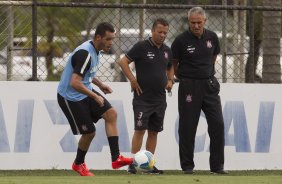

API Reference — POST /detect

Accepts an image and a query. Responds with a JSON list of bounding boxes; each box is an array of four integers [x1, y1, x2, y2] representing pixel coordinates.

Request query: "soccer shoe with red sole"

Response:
[[72, 162, 94, 176], [112, 155, 133, 169]]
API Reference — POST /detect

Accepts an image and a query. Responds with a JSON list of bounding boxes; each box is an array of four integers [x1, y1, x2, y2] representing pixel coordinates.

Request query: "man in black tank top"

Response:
[[118, 18, 174, 174], [171, 7, 227, 175]]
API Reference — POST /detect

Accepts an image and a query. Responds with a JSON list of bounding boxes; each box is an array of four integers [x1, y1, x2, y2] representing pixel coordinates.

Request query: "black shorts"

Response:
[[57, 90, 112, 135], [133, 101, 167, 132]]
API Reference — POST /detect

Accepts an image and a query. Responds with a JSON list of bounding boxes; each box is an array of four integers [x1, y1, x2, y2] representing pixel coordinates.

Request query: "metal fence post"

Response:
[[222, 0, 227, 83], [139, 0, 146, 41], [249, 1, 255, 83], [113, 0, 122, 82], [31, 0, 38, 81], [6, 5, 13, 81]]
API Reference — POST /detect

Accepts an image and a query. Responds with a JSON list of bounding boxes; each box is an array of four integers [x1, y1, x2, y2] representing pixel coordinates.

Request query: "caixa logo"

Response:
[[174, 101, 274, 153], [0, 100, 275, 153], [0, 100, 131, 153]]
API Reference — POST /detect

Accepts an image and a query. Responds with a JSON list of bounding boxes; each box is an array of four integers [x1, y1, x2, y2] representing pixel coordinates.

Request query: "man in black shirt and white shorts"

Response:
[[118, 18, 174, 174], [171, 7, 227, 174]]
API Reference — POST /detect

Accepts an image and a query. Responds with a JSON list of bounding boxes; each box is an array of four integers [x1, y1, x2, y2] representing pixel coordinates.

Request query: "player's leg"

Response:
[[57, 94, 95, 176], [127, 130, 146, 174], [146, 130, 157, 154], [143, 130, 164, 174], [75, 132, 95, 164], [144, 103, 166, 174], [127, 103, 150, 174], [203, 77, 227, 174], [103, 108, 133, 169], [131, 103, 150, 154], [72, 133, 96, 176], [146, 102, 166, 154], [178, 79, 203, 174], [131, 130, 146, 153], [89, 90, 132, 169], [102, 108, 120, 161]]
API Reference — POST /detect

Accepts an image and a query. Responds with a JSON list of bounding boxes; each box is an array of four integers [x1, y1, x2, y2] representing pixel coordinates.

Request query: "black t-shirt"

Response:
[[126, 38, 173, 103], [171, 29, 220, 79]]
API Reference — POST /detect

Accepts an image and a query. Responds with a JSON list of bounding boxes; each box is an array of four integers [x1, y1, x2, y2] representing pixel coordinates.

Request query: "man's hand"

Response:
[[166, 79, 174, 93], [130, 79, 142, 96], [94, 94, 105, 107], [99, 84, 113, 94]]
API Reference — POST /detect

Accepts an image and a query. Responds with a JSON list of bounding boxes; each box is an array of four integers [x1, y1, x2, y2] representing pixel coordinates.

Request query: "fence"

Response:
[[0, 1, 281, 83]]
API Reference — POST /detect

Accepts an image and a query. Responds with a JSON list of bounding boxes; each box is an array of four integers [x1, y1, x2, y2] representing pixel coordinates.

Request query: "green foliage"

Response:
[[13, 7, 32, 37], [0, 7, 7, 49], [246, 0, 263, 39]]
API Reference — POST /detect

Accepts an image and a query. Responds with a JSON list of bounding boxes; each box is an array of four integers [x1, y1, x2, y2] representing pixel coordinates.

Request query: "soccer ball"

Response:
[[133, 150, 155, 170]]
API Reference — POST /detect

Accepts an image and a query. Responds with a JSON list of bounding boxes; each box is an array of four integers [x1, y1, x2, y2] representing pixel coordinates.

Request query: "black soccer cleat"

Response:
[[183, 169, 194, 174], [127, 164, 137, 174], [143, 166, 164, 174], [210, 170, 229, 175]]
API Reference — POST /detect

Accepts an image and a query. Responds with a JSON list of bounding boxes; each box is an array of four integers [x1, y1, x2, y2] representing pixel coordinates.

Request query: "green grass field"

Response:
[[1, 170, 282, 184]]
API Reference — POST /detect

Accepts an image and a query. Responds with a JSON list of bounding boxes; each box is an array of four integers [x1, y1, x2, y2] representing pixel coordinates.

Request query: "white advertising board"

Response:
[[0, 82, 282, 170]]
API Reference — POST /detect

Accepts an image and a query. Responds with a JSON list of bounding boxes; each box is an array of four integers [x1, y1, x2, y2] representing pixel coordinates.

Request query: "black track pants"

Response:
[[178, 77, 225, 171]]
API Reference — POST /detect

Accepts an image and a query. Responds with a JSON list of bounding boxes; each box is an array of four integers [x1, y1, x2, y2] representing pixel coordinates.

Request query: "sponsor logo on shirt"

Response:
[[187, 45, 195, 53], [147, 52, 155, 59]]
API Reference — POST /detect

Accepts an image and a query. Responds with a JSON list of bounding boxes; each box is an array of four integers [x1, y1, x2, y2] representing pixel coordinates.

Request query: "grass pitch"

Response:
[[0, 170, 282, 184]]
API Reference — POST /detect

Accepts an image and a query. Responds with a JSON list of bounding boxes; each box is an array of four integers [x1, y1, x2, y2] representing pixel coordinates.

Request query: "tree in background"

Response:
[[37, 0, 116, 80], [262, 0, 281, 83], [245, 0, 281, 83], [245, 0, 263, 83]]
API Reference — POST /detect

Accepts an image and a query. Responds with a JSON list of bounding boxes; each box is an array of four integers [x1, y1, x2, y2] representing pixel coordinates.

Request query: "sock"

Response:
[[130, 153, 135, 166], [74, 148, 87, 165], [108, 136, 120, 161]]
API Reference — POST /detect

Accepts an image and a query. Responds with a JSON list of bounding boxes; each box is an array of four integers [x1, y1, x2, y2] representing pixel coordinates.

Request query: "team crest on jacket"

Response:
[[164, 52, 168, 59], [206, 40, 212, 48]]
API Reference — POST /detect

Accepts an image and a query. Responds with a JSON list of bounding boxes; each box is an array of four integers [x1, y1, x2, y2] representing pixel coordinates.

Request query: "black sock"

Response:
[[74, 148, 87, 165], [108, 136, 120, 161]]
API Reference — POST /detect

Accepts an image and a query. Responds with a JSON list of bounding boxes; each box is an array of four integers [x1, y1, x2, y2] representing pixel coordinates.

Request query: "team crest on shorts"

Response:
[[186, 94, 192, 102], [206, 40, 212, 48], [137, 120, 143, 127], [81, 125, 88, 131]]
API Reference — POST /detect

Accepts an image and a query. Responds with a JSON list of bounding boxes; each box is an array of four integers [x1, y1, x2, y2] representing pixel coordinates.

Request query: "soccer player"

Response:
[[57, 22, 133, 176], [118, 18, 174, 174]]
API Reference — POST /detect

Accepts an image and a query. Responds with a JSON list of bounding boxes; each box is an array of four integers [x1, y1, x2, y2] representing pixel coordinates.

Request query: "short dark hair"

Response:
[[152, 18, 169, 29], [94, 22, 115, 38]]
